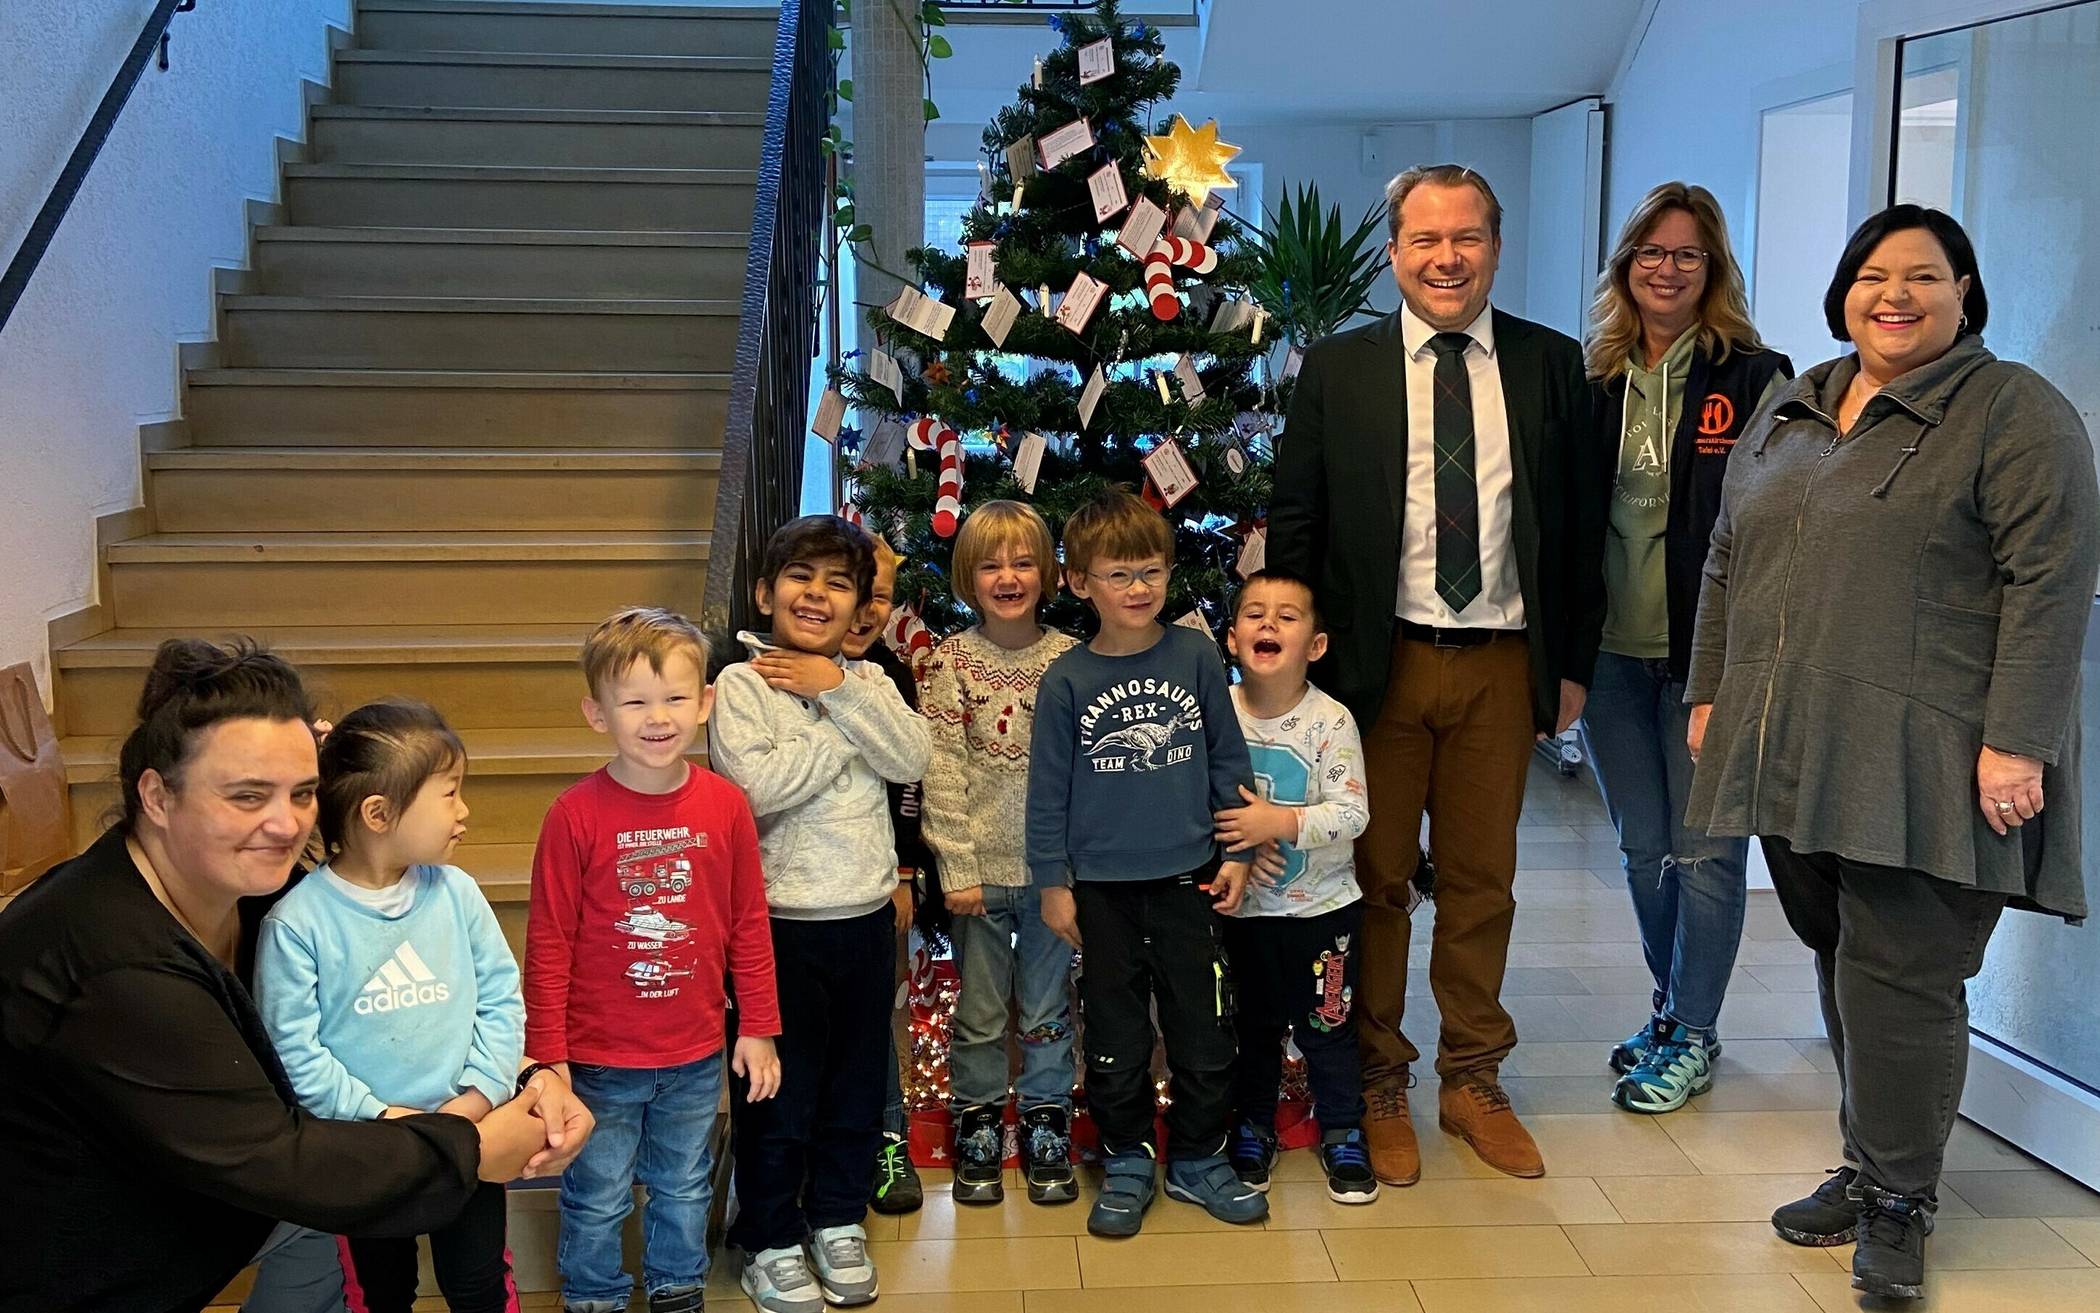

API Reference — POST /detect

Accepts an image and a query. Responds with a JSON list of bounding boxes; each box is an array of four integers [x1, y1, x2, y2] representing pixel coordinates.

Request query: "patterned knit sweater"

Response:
[[920, 625, 1078, 892]]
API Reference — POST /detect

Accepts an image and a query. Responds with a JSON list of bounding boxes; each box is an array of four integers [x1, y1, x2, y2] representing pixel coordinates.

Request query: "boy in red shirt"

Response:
[[525, 607, 783, 1313]]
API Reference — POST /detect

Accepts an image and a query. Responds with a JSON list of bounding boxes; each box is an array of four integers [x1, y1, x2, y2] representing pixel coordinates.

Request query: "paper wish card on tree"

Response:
[[888, 286, 956, 341], [812, 387, 846, 441], [1004, 136, 1036, 181], [1012, 432, 1047, 494], [980, 284, 1022, 347], [1088, 164, 1130, 224], [1172, 353, 1206, 404], [1078, 365, 1107, 430], [1055, 272, 1108, 336], [1116, 196, 1168, 259], [1077, 37, 1115, 85], [1037, 117, 1095, 170], [869, 348, 905, 404], [1142, 437, 1200, 507], [1236, 525, 1268, 579], [964, 241, 997, 301], [1172, 192, 1225, 242], [857, 417, 907, 471]]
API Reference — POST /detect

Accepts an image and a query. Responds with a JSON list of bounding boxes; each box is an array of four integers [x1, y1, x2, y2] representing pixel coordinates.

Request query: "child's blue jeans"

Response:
[[558, 1055, 724, 1310]]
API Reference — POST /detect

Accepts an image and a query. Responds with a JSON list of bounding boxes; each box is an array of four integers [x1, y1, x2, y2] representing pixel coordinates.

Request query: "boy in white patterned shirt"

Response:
[[1211, 568, 1377, 1204]]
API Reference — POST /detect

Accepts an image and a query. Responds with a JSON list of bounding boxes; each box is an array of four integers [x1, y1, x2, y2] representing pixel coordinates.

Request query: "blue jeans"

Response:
[[948, 883, 1076, 1111], [1577, 652, 1749, 1033], [559, 1055, 724, 1309]]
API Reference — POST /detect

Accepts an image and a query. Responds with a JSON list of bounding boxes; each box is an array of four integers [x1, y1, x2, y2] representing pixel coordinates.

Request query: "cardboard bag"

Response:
[[0, 663, 69, 893]]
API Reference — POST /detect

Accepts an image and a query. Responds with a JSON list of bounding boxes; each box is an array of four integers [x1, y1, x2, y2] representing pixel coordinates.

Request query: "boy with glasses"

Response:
[[1025, 488, 1263, 1237]]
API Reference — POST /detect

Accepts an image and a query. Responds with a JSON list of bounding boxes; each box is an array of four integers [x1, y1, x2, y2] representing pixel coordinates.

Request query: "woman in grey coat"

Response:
[[1684, 206, 2098, 1302]]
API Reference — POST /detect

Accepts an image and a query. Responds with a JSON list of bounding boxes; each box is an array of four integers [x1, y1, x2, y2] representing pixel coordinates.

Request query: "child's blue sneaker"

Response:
[[1164, 1153, 1269, 1224], [1229, 1121, 1278, 1192], [1319, 1128, 1380, 1204], [1087, 1150, 1157, 1237]]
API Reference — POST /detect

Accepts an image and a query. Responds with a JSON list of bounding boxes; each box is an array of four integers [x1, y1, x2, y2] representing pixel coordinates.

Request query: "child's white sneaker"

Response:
[[808, 1224, 879, 1306], [741, 1245, 822, 1313]]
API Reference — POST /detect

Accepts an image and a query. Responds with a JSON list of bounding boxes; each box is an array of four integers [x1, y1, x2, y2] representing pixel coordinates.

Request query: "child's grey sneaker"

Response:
[[1164, 1153, 1269, 1224], [741, 1246, 822, 1313], [1086, 1150, 1158, 1237], [808, 1224, 879, 1307]]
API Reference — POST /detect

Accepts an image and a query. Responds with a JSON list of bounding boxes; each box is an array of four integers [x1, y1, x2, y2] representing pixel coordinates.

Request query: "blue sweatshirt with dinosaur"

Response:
[[1026, 624, 1252, 886]]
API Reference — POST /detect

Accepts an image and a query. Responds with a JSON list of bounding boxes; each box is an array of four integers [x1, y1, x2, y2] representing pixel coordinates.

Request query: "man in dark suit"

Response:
[[1268, 164, 1606, 1186]]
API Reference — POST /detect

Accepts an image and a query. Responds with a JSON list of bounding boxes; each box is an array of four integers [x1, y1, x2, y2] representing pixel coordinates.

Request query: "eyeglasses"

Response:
[[1632, 244, 1709, 272], [1087, 565, 1170, 593]]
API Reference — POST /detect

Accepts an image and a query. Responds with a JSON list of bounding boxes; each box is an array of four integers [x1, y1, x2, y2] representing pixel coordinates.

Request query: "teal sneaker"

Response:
[[1611, 1020, 1715, 1114], [1087, 1149, 1157, 1237], [1610, 1011, 1722, 1075], [1164, 1153, 1269, 1224]]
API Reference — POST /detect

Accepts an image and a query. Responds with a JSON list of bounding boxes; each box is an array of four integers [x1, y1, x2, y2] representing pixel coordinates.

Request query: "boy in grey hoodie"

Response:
[[710, 515, 932, 1313]]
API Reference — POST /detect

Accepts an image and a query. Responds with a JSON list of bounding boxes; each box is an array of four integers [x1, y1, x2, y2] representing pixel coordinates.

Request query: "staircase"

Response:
[[49, 0, 783, 944]]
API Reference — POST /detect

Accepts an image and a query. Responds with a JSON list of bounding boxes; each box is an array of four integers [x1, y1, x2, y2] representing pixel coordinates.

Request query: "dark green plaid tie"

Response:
[[1429, 330, 1482, 612]]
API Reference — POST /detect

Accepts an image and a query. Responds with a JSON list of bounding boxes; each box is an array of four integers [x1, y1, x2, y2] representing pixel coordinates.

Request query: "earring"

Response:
[[1959, 313, 1969, 331]]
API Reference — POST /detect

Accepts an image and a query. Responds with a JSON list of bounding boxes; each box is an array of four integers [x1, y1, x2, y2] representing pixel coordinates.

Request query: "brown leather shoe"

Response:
[[1362, 1079, 1421, 1186], [1438, 1072, 1544, 1178]]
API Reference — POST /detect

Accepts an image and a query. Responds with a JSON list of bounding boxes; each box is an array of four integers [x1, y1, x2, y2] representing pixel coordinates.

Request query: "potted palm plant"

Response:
[[1238, 182, 1388, 347]]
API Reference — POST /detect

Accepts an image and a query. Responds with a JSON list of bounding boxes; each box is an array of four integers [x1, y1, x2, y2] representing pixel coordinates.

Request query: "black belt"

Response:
[[1399, 620, 1510, 649]]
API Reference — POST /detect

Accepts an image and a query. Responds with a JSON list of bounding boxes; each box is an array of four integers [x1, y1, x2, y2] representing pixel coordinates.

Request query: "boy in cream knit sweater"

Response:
[[919, 501, 1079, 1207]]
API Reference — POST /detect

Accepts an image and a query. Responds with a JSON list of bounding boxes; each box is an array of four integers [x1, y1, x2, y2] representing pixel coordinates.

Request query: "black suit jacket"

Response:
[[1268, 307, 1608, 733]]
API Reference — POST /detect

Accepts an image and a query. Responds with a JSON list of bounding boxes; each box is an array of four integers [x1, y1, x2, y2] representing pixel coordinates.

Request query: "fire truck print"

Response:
[[617, 840, 693, 898]]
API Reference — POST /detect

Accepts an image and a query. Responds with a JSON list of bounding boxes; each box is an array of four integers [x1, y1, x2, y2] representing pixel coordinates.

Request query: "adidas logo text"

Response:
[[355, 942, 453, 1016]]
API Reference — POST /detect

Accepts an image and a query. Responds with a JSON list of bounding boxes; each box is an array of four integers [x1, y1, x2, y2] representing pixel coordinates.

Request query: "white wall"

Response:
[[0, 0, 348, 699]]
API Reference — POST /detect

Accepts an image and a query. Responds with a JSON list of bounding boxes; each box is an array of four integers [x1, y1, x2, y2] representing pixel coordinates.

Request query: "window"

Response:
[[1752, 90, 1854, 371]]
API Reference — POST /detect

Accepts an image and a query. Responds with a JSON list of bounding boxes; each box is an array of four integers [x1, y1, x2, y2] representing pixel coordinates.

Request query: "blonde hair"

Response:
[[1385, 163, 1503, 241], [1060, 487, 1172, 584], [581, 606, 710, 698], [950, 500, 1056, 613], [1586, 181, 1764, 380], [870, 534, 901, 577]]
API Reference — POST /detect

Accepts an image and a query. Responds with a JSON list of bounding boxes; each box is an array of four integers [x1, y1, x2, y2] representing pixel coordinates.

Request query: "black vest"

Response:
[[1592, 343, 1792, 681]]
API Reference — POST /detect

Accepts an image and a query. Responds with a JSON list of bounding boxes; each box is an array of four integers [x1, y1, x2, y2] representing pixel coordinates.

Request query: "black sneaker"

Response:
[[952, 1103, 1005, 1204], [870, 1130, 923, 1215], [1772, 1165, 1862, 1245], [647, 1284, 704, 1313], [1020, 1103, 1078, 1204], [1229, 1121, 1278, 1192], [1319, 1127, 1380, 1204], [1852, 1183, 1931, 1300]]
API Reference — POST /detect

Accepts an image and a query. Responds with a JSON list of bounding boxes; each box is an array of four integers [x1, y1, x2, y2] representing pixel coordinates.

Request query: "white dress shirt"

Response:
[[1395, 301, 1526, 629]]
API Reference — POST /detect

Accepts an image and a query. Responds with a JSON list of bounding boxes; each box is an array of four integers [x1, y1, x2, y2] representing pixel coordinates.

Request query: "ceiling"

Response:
[[921, 0, 1653, 127]]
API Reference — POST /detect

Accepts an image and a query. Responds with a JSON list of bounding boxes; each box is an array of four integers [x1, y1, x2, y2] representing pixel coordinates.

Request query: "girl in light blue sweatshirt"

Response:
[[256, 698, 524, 1313]]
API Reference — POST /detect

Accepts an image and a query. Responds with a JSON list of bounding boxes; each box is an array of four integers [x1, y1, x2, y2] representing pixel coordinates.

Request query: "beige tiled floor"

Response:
[[207, 765, 2099, 1312]]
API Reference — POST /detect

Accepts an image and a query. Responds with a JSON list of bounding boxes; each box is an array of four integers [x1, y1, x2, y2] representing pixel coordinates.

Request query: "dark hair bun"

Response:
[[135, 638, 301, 722]]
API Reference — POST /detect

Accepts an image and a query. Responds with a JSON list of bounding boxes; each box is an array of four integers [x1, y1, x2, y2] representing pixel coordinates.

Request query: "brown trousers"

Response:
[[1355, 631, 1534, 1083]]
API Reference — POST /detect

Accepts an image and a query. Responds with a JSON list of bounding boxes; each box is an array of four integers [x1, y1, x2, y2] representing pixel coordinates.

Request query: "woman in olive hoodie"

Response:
[[1579, 183, 1790, 1116]]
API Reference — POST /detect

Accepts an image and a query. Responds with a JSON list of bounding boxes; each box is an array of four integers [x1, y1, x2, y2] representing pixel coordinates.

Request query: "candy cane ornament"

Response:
[[884, 604, 935, 678], [1143, 241, 1179, 320], [837, 502, 864, 528], [1161, 235, 1218, 273], [933, 428, 965, 538], [907, 416, 954, 453]]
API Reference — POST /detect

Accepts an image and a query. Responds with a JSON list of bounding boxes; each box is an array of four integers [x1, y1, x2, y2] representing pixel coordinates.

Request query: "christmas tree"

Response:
[[830, 0, 1281, 644]]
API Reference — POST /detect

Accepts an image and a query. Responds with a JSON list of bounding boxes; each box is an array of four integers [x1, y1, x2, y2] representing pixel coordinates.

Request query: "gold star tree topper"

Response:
[[1142, 114, 1241, 207]]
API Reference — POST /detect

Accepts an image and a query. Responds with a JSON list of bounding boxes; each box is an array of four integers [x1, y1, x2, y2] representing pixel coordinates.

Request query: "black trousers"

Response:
[[728, 907, 895, 1253], [1762, 837, 2009, 1200], [344, 1181, 510, 1313], [1225, 901, 1367, 1134], [1073, 872, 1236, 1160]]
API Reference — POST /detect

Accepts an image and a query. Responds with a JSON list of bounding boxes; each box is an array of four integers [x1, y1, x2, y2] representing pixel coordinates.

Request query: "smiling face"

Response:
[[141, 717, 320, 900], [1843, 226, 1971, 384], [1628, 207, 1709, 340], [584, 650, 711, 774], [844, 553, 898, 659], [386, 761, 469, 866], [1068, 553, 1170, 640], [974, 542, 1045, 626], [757, 554, 861, 656], [1390, 181, 1501, 332], [1227, 579, 1327, 687]]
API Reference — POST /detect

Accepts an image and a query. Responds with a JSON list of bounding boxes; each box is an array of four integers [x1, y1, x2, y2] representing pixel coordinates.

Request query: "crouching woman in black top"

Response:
[[0, 639, 589, 1313]]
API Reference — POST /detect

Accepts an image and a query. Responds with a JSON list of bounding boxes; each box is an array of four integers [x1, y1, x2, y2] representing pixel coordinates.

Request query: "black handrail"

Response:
[[703, 0, 830, 634], [0, 0, 196, 334]]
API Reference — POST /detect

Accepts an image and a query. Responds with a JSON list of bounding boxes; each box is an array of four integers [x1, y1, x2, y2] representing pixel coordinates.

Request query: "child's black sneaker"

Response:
[[870, 1130, 923, 1215], [1020, 1103, 1078, 1204], [1319, 1128, 1380, 1204], [952, 1103, 1005, 1204], [1772, 1166, 1863, 1246], [1229, 1121, 1278, 1192]]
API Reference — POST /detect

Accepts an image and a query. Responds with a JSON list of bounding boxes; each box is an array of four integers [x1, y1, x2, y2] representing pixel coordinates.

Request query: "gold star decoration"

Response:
[[1142, 114, 1240, 207]]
